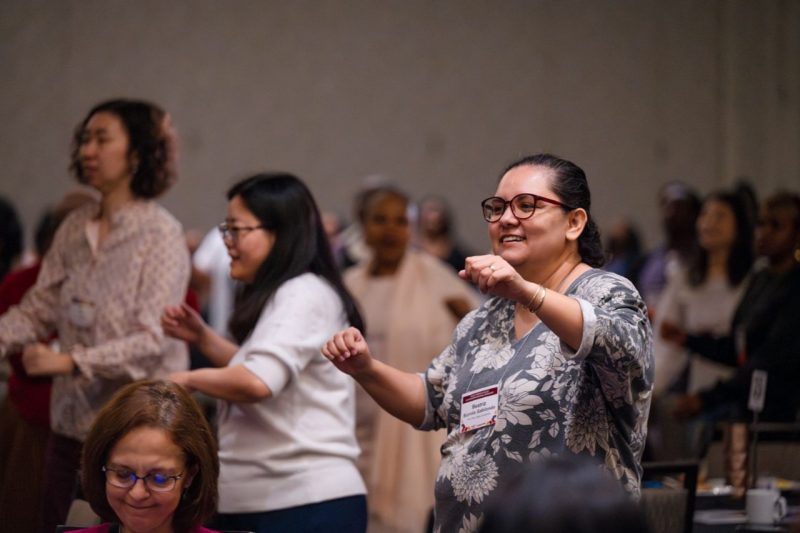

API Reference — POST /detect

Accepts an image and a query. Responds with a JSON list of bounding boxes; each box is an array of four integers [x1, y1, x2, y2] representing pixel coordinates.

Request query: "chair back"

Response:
[[63, 498, 102, 527], [640, 460, 698, 533], [705, 422, 800, 481]]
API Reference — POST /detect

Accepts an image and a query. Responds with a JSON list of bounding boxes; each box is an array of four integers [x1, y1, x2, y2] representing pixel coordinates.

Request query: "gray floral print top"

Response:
[[419, 269, 653, 533]]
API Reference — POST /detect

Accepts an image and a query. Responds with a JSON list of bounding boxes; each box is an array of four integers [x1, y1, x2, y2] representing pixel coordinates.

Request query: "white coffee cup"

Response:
[[746, 488, 787, 525]]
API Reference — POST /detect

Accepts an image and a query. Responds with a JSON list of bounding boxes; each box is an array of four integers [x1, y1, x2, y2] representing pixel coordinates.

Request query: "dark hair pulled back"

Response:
[[503, 153, 605, 267]]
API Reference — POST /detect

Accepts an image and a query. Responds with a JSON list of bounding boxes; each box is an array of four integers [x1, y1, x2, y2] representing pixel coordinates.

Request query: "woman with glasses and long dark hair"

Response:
[[671, 190, 800, 423], [650, 190, 754, 459], [0, 98, 190, 532], [323, 153, 653, 532], [162, 173, 367, 533]]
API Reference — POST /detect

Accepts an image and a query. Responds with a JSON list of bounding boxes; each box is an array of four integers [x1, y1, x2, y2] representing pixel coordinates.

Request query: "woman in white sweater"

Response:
[[162, 173, 366, 533], [651, 189, 754, 458]]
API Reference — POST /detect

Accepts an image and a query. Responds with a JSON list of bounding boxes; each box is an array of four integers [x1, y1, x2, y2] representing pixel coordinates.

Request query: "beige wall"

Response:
[[1, 0, 798, 252]]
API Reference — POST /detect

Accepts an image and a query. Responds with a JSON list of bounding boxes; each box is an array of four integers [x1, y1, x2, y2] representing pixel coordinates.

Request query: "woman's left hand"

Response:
[[22, 343, 75, 376], [460, 254, 530, 302], [162, 303, 208, 345]]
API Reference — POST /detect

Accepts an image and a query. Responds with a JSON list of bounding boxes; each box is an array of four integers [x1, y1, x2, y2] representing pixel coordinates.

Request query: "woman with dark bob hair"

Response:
[[77, 380, 219, 533], [0, 98, 190, 530], [324, 153, 653, 532], [162, 173, 367, 532]]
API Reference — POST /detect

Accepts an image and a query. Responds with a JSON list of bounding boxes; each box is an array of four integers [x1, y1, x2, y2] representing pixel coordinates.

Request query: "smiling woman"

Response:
[[161, 173, 368, 533], [323, 153, 654, 533], [670, 191, 800, 424], [75, 380, 219, 533], [650, 190, 754, 458]]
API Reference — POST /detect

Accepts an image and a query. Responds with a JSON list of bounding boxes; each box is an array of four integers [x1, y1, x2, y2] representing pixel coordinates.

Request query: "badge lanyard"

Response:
[[458, 294, 546, 434], [458, 264, 579, 434], [459, 344, 519, 434]]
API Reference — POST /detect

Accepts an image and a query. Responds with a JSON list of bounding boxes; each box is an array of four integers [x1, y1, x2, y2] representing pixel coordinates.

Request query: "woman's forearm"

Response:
[[196, 328, 239, 367], [523, 283, 584, 351], [355, 359, 427, 427], [182, 365, 271, 403]]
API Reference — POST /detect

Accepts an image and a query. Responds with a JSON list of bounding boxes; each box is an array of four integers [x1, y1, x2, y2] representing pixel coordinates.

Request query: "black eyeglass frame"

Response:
[[480, 193, 576, 223], [217, 222, 264, 241], [102, 465, 184, 492]]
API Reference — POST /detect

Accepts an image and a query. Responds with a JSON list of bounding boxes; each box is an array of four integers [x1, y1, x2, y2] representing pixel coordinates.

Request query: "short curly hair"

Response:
[[81, 380, 218, 532], [70, 99, 178, 198]]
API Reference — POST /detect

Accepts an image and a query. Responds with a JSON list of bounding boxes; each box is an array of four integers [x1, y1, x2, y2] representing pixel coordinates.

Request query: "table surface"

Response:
[[694, 492, 798, 533]]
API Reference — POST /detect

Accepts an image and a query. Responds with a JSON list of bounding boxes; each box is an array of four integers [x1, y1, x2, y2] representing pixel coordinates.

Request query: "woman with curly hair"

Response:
[[0, 99, 190, 531]]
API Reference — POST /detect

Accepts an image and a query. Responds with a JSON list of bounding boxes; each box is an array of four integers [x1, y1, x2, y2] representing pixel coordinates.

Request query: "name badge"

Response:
[[460, 384, 499, 433], [67, 297, 95, 329]]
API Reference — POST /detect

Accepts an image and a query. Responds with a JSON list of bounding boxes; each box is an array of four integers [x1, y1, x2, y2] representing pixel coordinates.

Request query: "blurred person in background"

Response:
[[638, 181, 700, 319], [190, 227, 236, 340], [0, 190, 94, 532], [603, 218, 643, 284], [0, 195, 24, 408], [0, 99, 190, 532], [344, 185, 480, 533], [415, 195, 474, 274], [671, 191, 800, 423], [0, 195, 24, 283], [321, 209, 353, 273], [335, 175, 391, 270], [650, 190, 754, 459]]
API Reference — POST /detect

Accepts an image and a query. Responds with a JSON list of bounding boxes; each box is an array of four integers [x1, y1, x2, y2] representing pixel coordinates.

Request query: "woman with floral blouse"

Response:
[[323, 153, 654, 533], [0, 99, 190, 531]]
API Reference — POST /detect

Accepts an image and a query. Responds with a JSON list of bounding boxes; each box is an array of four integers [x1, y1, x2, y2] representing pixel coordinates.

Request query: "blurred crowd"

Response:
[[0, 98, 798, 533]]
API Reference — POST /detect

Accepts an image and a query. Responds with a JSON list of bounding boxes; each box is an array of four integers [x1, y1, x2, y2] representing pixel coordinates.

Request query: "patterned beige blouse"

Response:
[[0, 200, 190, 440]]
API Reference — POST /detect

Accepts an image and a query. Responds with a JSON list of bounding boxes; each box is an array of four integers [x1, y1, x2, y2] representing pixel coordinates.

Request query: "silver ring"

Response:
[[490, 264, 498, 272]]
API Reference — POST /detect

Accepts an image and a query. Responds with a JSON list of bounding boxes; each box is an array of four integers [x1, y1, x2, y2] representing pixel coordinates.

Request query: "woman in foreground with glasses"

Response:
[[162, 173, 366, 533], [323, 153, 653, 532], [74, 380, 218, 533]]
